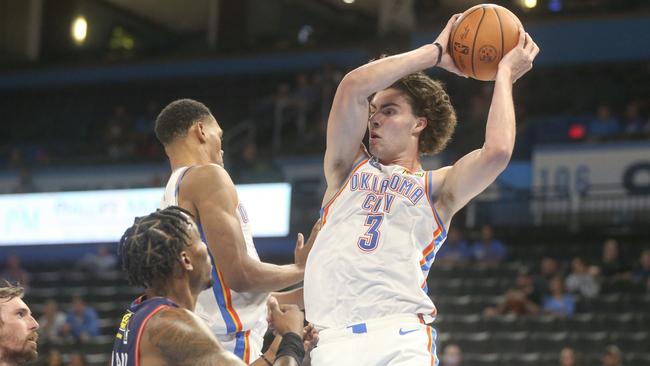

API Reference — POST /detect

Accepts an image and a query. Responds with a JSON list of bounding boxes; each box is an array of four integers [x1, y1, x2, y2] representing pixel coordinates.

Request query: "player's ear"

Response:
[[195, 122, 208, 143], [413, 117, 427, 134], [179, 251, 193, 271]]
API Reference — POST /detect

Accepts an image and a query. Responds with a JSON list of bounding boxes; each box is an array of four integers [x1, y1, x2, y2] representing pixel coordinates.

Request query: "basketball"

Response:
[[449, 4, 523, 81]]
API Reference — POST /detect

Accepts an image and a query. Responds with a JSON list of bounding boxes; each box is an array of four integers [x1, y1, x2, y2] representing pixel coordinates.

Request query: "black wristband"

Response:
[[276, 332, 305, 365], [433, 42, 443, 66]]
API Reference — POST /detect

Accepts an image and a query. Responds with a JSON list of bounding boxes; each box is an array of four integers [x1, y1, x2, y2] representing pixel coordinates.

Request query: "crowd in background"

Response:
[[3, 62, 650, 192], [3, 229, 648, 365]]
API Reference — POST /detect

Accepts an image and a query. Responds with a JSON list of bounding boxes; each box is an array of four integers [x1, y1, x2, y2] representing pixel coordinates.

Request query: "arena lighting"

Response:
[[71, 16, 88, 45], [522, 0, 537, 9], [549, 0, 563, 12]]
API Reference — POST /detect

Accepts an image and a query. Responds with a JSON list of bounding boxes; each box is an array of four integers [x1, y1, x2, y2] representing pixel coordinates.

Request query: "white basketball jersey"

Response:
[[304, 156, 447, 329], [161, 166, 269, 337]]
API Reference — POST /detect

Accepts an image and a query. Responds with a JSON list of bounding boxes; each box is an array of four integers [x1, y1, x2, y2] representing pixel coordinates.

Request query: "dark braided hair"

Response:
[[119, 206, 195, 288]]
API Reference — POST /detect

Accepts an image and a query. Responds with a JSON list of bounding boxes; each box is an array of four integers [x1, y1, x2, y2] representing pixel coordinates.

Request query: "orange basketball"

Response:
[[449, 4, 522, 81]]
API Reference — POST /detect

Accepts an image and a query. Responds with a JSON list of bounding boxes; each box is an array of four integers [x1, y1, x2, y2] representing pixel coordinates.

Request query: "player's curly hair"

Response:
[[0, 279, 24, 302], [154, 99, 213, 145], [0, 280, 24, 326], [119, 206, 195, 288], [389, 72, 457, 155]]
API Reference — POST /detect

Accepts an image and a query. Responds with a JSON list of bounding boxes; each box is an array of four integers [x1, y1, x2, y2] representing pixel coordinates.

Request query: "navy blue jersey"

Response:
[[111, 296, 178, 366]]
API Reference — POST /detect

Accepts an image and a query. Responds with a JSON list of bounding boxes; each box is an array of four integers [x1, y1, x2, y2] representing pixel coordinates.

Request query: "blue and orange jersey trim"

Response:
[[320, 156, 369, 225], [420, 171, 448, 272], [426, 326, 437, 366], [197, 223, 244, 334], [174, 166, 194, 200], [233, 330, 251, 362], [134, 304, 170, 366]]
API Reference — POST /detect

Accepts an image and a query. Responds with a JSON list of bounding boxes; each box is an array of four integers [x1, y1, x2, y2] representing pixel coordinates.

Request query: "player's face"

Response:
[[186, 221, 214, 292], [204, 117, 224, 167], [368, 89, 422, 161], [0, 297, 39, 364]]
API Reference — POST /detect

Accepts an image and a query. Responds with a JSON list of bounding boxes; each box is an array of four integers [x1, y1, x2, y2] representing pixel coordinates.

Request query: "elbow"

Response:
[[221, 268, 254, 292], [338, 72, 367, 96], [482, 146, 512, 171]]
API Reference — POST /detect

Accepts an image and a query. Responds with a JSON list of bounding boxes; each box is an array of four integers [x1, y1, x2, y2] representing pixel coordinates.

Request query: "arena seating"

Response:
[[21, 237, 650, 366]]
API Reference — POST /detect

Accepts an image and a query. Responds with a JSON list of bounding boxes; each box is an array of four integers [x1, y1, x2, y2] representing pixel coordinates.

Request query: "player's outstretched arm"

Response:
[[141, 307, 247, 366], [182, 165, 311, 293], [436, 30, 539, 225], [324, 15, 460, 191]]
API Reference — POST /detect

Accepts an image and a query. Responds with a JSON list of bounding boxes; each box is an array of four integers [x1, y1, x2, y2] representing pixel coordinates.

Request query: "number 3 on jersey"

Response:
[[357, 214, 384, 252]]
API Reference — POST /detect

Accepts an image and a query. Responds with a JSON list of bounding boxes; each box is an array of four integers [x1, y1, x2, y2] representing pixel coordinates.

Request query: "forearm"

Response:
[[272, 288, 304, 309], [345, 44, 440, 96], [236, 261, 303, 293], [483, 69, 515, 159]]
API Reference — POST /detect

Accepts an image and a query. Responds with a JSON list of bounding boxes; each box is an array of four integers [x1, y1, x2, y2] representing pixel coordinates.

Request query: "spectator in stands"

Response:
[[105, 105, 134, 161], [542, 275, 575, 317], [621, 100, 646, 138], [534, 256, 561, 297], [134, 101, 163, 160], [78, 245, 118, 274], [596, 239, 632, 281], [68, 352, 86, 366], [484, 287, 540, 317], [435, 226, 472, 267], [0, 280, 39, 365], [565, 257, 600, 299], [470, 224, 507, 265], [1, 254, 30, 290], [515, 269, 542, 306], [231, 141, 283, 183], [633, 248, 650, 284], [38, 299, 67, 345], [12, 167, 37, 193], [46, 348, 63, 366], [64, 295, 99, 343], [441, 343, 462, 366], [586, 104, 620, 141], [601, 345, 623, 366], [559, 347, 578, 366]]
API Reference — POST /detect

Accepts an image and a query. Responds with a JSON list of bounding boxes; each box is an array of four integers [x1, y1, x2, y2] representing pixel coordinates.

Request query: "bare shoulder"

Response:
[[428, 166, 453, 226], [183, 164, 234, 189], [182, 164, 237, 202], [428, 166, 452, 196], [143, 307, 241, 366]]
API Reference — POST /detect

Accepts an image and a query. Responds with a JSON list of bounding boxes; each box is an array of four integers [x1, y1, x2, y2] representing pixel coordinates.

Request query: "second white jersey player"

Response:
[[161, 166, 268, 362]]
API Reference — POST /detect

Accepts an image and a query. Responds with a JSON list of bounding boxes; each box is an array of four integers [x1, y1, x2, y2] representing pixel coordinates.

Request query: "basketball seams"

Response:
[[449, 5, 483, 75], [493, 7, 505, 80], [470, 7, 487, 79]]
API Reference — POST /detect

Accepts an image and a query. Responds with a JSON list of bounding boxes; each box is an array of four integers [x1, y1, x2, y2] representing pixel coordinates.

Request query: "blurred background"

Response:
[[1, 0, 649, 365]]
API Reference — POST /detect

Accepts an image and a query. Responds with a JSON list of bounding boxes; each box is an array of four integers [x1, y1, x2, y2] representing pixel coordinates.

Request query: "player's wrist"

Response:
[[276, 332, 305, 365], [495, 67, 513, 83], [432, 42, 443, 67]]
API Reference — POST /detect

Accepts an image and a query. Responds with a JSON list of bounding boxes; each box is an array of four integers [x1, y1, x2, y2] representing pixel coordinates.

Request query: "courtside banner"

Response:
[[0, 183, 291, 245]]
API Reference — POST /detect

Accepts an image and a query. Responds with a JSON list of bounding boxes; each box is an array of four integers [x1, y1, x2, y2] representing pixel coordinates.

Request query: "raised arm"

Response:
[[141, 307, 246, 366], [436, 30, 539, 225], [182, 164, 309, 292], [324, 15, 462, 191]]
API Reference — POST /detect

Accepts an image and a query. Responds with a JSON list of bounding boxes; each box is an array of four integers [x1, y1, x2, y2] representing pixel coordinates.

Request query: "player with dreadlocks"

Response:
[[111, 206, 306, 366]]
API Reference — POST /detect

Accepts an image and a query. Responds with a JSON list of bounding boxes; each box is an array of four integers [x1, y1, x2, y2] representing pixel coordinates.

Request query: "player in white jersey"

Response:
[[154, 99, 316, 363], [304, 14, 539, 365]]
